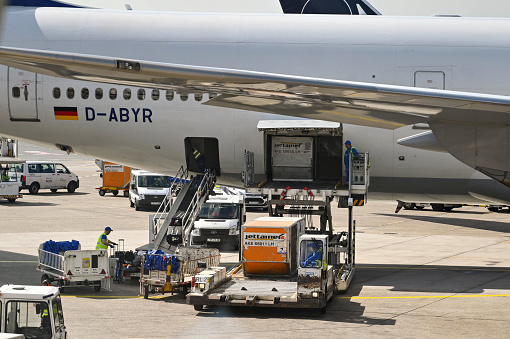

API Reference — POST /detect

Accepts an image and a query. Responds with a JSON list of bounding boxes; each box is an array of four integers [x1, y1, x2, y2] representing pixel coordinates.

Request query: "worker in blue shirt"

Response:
[[344, 140, 358, 184], [302, 242, 323, 267]]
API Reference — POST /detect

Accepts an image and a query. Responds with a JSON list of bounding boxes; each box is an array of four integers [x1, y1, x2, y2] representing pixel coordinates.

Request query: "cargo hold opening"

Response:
[[260, 120, 343, 186]]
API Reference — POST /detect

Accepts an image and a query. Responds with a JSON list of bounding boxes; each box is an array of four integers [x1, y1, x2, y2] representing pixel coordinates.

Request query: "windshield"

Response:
[[300, 240, 323, 268], [137, 175, 171, 188], [199, 202, 239, 219]]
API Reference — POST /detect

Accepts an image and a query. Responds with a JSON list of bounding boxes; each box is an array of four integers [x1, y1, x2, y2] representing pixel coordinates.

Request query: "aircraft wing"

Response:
[[0, 46, 510, 131]]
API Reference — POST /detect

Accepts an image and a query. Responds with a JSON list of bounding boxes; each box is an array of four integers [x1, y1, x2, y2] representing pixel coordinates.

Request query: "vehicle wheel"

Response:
[[94, 282, 101, 292], [7, 198, 16, 203], [193, 304, 204, 311], [144, 285, 149, 299], [50, 189, 58, 193], [444, 207, 453, 212], [431, 204, 445, 211], [41, 274, 51, 285], [112, 190, 119, 196], [29, 182, 40, 194], [123, 190, 129, 197], [135, 201, 141, 211], [416, 206, 425, 210], [98, 190, 106, 196], [67, 181, 77, 193], [403, 203, 415, 210], [130, 199, 134, 208]]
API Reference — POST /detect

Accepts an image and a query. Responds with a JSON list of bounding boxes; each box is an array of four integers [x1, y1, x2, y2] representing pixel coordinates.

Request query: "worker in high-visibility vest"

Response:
[[344, 140, 358, 185], [1, 167, 9, 182], [96, 226, 117, 250], [302, 242, 323, 268], [193, 147, 205, 173]]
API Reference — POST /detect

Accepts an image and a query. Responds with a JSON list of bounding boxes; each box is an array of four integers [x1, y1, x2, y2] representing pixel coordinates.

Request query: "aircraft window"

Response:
[[166, 91, 174, 101], [180, 93, 188, 101], [137, 89, 146, 100], [109, 88, 117, 100], [53, 87, 61, 99], [82, 88, 89, 99], [95, 88, 103, 100], [67, 87, 75, 99], [123, 88, 131, 100], [151, 89, 160, 101], [12, 87, 20, 98], [209, 93, 217, 99], [195, 94, 203, 102]]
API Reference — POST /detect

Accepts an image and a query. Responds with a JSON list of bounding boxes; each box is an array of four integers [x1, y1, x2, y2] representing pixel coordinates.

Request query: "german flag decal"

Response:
[[54, 107, 78, 121]]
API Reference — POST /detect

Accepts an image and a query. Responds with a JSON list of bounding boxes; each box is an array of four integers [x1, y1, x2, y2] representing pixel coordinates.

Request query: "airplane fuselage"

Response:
[[1, 8, 510, 204]]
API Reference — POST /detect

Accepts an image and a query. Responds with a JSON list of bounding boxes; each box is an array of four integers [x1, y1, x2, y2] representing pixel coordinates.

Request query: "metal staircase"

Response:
[[151, 168, 216, 252]]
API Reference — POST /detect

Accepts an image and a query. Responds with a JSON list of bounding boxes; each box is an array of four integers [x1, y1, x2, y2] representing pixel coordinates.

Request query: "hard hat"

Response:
[[344, 140, 351, 145], [105, 226, 113, 231]]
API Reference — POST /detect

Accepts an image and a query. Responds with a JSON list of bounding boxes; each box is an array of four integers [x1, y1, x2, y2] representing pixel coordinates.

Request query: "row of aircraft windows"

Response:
[[11, 86, 217, 102]]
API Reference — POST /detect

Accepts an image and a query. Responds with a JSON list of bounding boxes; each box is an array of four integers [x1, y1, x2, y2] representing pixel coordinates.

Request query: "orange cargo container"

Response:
[[241, 217, 305, 277], [97, 162, 131, 196]]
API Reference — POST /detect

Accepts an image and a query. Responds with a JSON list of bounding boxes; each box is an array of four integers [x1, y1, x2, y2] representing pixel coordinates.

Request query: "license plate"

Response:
[[207, 238, 220, 242], [151, 202, 160, 205]]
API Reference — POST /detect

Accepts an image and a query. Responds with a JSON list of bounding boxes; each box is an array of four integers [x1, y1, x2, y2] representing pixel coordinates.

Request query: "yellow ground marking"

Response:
[[338, 294, 510, 300]]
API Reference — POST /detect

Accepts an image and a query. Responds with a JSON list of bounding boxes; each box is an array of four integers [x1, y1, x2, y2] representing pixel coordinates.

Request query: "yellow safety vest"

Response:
[[96, 232, 108, 250]]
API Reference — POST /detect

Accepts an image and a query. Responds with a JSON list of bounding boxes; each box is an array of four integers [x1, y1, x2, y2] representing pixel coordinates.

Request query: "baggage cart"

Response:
[[37, 241, 110, 292], [140, 247, 220, 299]]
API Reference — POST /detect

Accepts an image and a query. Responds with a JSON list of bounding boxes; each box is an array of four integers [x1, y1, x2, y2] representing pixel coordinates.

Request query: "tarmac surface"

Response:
[[2, 143, 510, 338]]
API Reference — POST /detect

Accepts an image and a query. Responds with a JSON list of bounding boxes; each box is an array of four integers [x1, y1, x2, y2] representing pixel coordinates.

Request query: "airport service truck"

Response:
[[190, 195, 246, 249], [0, 285, 67, 339], [187, 216, 355, 312], [129, 170, 172, 211]]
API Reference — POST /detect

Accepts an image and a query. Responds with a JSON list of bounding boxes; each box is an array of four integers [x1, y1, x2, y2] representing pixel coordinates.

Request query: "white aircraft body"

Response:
[[0, 8, 510, 205]]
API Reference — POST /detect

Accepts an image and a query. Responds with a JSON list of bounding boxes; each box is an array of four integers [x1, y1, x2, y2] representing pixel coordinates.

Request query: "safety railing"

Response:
[[179, 169, 215, 246], [152, 166, 189, 237], [38, 249, 65, 275]]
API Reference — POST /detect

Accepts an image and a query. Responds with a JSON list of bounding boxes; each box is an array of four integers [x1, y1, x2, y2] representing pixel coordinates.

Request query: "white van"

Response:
[[9, 161, 79, 194], [191, 194, 246, 249], [129, 170, 171, 211]]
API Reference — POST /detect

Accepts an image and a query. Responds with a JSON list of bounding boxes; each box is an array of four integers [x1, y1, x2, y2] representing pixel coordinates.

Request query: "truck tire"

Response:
[[431, 204, 444, 211], [416, 206, 425, 210], [193, 304, 203, 311], [29, 182, 40, 194], [94, 282, 101, 292], [112, 190, 119, 196], [135, 201, 141, 211], [7, 198, 16, 203], [144, 285, 149, 299], [130, 199, 134, 208], [123, 190, 129, 197], [98, 190, 106, 196], [50, 189, 58, 193], [41, 274, 51, 285], [67, 181, 77, 193]]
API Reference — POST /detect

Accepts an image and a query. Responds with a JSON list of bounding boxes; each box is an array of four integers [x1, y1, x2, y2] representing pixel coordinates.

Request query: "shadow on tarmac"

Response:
[[352, 263, 510, 294], [377, 213, 510, 233]]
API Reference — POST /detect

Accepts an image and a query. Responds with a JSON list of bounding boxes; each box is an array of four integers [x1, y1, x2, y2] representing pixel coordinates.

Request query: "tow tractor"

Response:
[[0, 284, 67, 338]]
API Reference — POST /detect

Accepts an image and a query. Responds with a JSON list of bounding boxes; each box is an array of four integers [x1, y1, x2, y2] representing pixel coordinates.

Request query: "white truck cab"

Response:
[[191, 195, 246, 249], [0, 285, 67, 339], [129, 170, 171, 211]]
